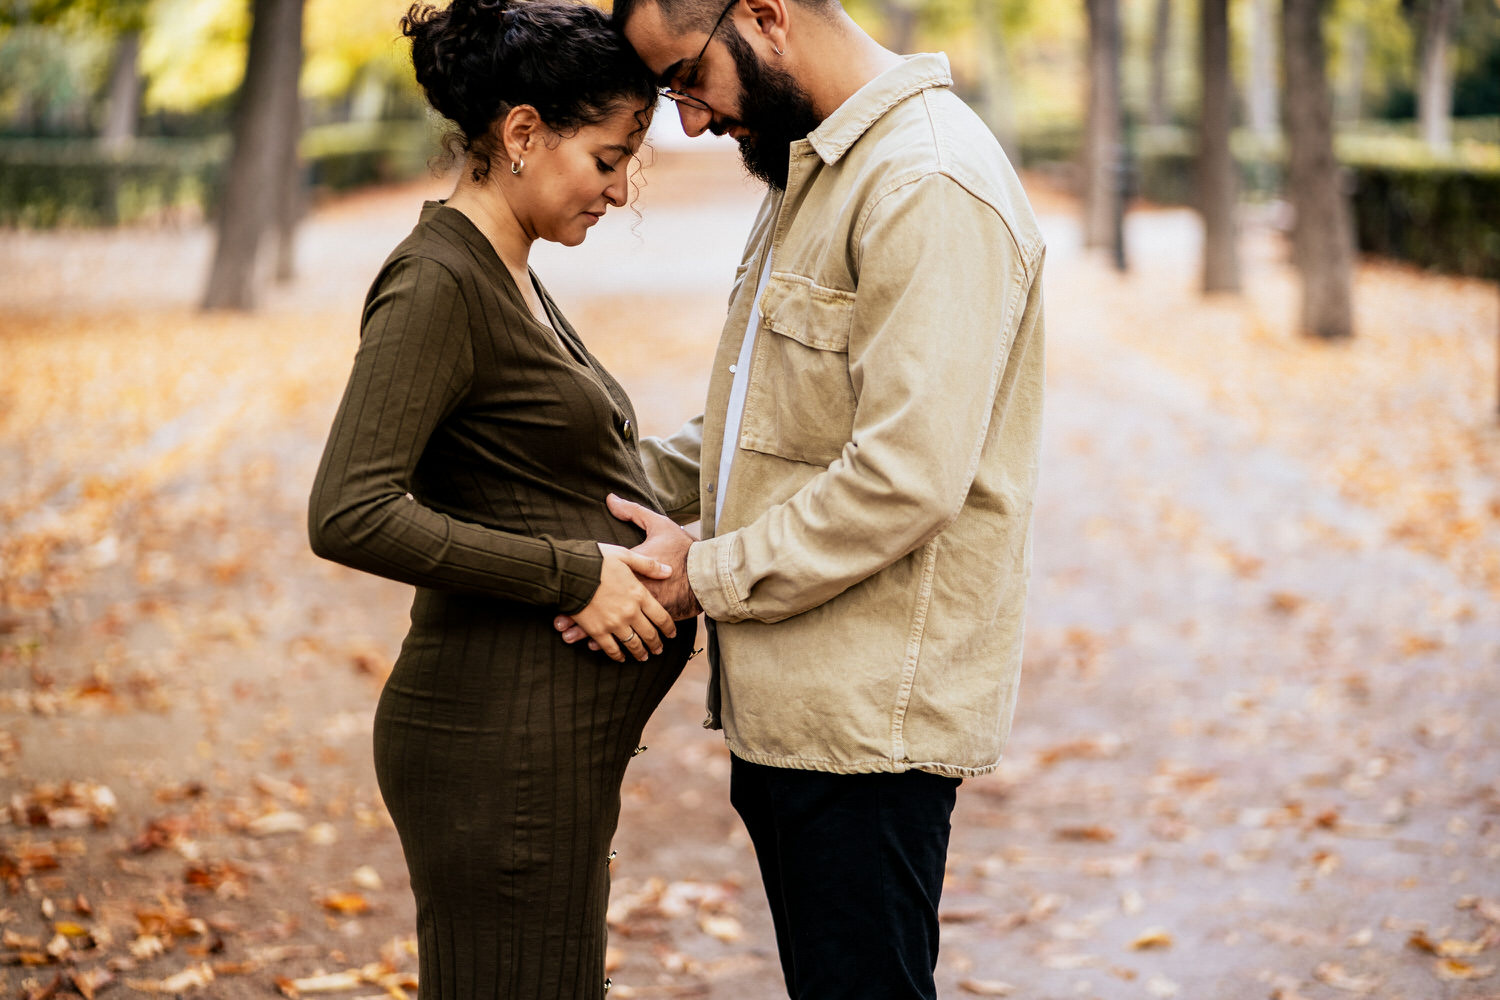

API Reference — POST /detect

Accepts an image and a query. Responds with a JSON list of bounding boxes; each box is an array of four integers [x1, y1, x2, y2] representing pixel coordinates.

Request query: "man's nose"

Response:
[[676, 102, 713, 138]]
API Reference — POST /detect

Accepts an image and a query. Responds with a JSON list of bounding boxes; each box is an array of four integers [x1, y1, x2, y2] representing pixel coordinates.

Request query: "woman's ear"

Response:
[[499, 105, 543, 166]]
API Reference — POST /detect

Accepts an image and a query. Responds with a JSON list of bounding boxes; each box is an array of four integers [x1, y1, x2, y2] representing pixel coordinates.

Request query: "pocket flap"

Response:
[[759, 273, 855, 351]]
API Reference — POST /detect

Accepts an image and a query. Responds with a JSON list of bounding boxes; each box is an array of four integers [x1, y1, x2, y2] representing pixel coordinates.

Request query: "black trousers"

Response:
[[729, 754, 961, 1000]]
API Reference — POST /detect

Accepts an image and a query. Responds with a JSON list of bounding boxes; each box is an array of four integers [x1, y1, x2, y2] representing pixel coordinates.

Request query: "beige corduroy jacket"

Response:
[[640, 54, 1046, 778]]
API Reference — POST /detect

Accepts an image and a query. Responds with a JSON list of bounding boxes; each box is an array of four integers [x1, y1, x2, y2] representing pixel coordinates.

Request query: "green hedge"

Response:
[[1347, 160, 1500, 279], [0, 138, 224, 227], [300, 120, 441, 192], [0, 120, 441, 228], [1087, 127, 1500, 281]]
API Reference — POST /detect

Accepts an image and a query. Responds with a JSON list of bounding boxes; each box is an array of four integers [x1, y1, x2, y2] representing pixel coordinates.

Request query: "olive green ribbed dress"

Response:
[[308, 202, 696, 1000]]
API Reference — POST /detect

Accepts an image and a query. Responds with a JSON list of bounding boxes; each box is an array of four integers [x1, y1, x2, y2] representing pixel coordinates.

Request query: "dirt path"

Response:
[[2, 151, 1498, 1000]]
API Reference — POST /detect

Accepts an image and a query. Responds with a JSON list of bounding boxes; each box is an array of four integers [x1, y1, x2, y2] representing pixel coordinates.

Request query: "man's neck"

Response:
[[789, 13, 905, 121]]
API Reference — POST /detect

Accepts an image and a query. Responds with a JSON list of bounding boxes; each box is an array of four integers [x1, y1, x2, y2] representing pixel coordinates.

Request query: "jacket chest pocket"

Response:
[[738, 273, 857, 468]]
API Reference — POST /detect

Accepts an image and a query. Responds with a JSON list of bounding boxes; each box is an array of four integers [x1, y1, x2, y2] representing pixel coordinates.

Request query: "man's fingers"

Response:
[[607, 492, 660, 532], [560, 625, 588, 644]]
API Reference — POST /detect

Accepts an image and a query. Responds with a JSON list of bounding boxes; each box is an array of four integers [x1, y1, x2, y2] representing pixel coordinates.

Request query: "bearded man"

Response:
[[557, 2, 1046, 995]]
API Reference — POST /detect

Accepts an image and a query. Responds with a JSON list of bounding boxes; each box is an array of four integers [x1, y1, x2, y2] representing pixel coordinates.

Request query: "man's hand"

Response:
[[555, 494, 702, 647]]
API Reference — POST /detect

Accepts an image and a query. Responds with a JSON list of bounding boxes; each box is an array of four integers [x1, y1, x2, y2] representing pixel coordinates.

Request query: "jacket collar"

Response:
[[804, 53, 953, 166]]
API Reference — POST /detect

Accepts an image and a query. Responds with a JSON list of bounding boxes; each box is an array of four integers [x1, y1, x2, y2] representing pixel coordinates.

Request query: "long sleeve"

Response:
[[639, 414, 705, 524], [308, 254, 603, 614]]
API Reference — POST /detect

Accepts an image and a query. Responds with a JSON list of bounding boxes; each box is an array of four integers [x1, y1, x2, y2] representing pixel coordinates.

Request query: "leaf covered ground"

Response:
[[1, 151, 1497, 999]]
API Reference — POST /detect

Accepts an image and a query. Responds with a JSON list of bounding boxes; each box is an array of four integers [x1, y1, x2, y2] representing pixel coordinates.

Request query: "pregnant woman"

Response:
[[307, 1, 696, 996]]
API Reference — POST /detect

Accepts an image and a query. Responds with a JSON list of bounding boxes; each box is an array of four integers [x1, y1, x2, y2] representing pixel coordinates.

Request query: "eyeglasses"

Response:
[[658, 0, 738, 113]]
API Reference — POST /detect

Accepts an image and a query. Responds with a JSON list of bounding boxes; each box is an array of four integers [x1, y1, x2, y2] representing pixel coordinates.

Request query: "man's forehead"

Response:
[[623, 1, 703, 77]]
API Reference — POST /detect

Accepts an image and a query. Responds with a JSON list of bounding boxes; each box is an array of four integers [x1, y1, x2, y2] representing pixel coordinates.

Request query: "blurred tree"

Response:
[[1082, 0, 1123, 256], [1147, 0, 1171, 127], [1198, 0, 1239, 292], [202, 0, 304, 310], [1282, 0, 1353, 339], [1246, 0, 1278, 138], [877, 0, 921, 53], [1334, 11, 1367, 122], [974, 0, 1018, 155], [1407, 0, 1460, 149], [140, 0, 247, 115], [1, 0, 151, 142]]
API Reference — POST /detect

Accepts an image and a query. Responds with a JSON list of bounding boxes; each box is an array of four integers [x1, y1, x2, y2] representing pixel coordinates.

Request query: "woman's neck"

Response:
[[445, 172, 532, 279], [445, 169, 550, 324]]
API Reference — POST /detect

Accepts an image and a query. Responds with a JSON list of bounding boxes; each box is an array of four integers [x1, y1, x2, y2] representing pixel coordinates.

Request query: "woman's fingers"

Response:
[[642, 597, 676, 643], [615, 625, 652, 662], [620, 549, 672, 580]]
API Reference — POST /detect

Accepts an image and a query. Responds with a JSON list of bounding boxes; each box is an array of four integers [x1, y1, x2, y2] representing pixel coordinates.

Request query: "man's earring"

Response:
[[511, 160, 524, 175], [774, 43, 784, 55]]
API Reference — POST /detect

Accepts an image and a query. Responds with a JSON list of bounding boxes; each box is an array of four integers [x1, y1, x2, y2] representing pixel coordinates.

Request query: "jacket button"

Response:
[[728, 364, 737, 374], [706, 482, 716, 493], [621, 418, 633, 441], [604, 978, 612, 992]]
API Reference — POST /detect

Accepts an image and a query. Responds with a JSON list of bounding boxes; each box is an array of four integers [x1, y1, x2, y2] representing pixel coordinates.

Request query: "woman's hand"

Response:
[[569, 544, 678, 662]]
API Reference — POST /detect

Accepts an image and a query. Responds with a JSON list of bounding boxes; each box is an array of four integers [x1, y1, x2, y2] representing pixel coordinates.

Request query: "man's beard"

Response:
[[718, 29, 822, 190]]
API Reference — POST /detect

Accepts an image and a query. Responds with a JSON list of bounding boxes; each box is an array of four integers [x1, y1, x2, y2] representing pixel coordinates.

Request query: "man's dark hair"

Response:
[[611, 0, 838, 33]]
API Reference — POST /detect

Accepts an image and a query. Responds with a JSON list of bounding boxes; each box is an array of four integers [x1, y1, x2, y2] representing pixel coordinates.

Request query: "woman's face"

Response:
[[515, 101, 650, 247]]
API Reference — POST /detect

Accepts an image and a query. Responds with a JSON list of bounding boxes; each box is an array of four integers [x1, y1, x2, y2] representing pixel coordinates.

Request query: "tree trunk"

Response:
[[1417, 0, 1458, 151], [1282, 0, 1353, 339], [1083, 0, 1123, 250], [1246, 0, 1279, 140], [1336, 16, 1367, 124], [1148, 0, 1171, 128], [1199, 0, 1240, 293], [273, 17, 305, 285], [975, 0, 1018, 159], [101, 31, 141, 150], [881, 0, 921, 54], [202, 0, 305, 311]]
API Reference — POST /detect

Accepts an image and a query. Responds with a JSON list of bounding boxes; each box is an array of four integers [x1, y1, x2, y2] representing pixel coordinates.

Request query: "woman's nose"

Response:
[[604, 176, 626, 207]]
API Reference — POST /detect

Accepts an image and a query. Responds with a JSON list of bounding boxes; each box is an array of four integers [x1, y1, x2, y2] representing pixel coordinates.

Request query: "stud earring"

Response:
[[511, 160, 524, 175]]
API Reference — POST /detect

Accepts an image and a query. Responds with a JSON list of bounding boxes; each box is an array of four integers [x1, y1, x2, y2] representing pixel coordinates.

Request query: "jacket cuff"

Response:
[[687, 535, 748, 622], [544, 537, 604, 615]]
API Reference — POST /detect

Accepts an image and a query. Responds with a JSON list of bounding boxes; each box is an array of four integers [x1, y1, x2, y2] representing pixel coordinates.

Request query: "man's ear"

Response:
[[499, 105, 543, 166], [741, 0, 790, 53]]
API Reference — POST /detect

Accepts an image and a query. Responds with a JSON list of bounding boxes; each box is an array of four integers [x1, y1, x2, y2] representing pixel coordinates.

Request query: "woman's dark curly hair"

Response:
[[401, 0, 657, 183]]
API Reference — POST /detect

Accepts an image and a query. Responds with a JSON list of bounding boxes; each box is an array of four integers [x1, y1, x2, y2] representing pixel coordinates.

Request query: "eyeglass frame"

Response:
[[657, 0, 739, 114]]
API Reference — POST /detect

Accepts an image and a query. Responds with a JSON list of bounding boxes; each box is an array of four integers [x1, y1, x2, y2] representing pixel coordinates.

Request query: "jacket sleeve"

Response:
[[686, 174, 1035, 623], [638, 414, 704, 524], [307, 254, 604, 613]]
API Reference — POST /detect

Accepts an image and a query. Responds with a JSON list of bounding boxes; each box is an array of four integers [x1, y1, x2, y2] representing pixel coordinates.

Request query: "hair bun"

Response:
[[401, 0, 657, 183]]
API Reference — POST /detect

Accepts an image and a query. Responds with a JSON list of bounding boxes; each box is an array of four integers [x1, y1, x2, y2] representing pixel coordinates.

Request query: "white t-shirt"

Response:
[[716, 252, 774, 500]]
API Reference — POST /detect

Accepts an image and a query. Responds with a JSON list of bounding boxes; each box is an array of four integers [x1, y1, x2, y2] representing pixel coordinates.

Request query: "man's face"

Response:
[[624, 1, 822, 189]]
